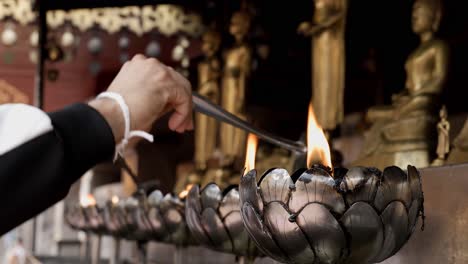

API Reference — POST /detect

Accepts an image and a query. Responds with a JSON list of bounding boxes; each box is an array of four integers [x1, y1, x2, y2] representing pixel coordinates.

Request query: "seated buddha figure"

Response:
[[355, 0, 449, 169]]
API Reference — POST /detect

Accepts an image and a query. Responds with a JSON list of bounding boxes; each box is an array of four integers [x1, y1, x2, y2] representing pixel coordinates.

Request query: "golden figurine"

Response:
[[298, 0, 347, 133], [220, 11, 252, 166], [447, 119, 468, 164], [431, 106, 450, 166], [194, 30, 222, 171], [354, 0, 449, 169]]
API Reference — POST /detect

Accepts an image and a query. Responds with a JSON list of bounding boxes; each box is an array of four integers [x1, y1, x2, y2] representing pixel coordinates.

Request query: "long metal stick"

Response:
[[192, 92, 307, 154], [116, 156, 140, 186]]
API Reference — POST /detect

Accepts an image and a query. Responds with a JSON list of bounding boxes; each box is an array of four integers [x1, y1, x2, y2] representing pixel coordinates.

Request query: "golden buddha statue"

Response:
[[298, 0, 347, 132], [220, 11, 252, 166], [194, 30, 221, 171], [447, 118, 468, 164], [431, 105, 450, 166], [354, 0, 448, 169]]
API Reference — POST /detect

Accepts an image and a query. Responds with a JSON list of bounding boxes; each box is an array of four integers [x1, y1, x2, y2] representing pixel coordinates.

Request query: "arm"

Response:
[[0, 103, 115, 235], [297, 12, 345, 36], [0, 54, 193, 235]]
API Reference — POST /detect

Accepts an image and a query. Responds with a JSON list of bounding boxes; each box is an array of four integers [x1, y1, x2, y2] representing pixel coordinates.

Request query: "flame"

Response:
[[179, 184, 194, 199], [244, 133, 259, 172], [81, 194, 97, 207], [306, 103, 332, 168], [111, 196, 119, 205]]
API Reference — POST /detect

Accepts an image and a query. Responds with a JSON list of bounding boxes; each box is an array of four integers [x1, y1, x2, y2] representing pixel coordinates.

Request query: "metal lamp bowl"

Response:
[[122, 195, 154, 240], [146, 190, 194, 246], [102, 200, 128, 237], [239, 165, 424, 264], [65, 204, 107, 234], [65, 205, 88, 231], [185, 184, 260, 258]]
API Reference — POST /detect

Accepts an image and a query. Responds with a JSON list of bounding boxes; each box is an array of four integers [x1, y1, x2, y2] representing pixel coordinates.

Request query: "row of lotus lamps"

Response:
[[66, 104, 425, 264]]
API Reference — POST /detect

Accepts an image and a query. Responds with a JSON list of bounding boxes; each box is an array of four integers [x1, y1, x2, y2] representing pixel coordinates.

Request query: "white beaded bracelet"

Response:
[[96, 92, 154, 161]]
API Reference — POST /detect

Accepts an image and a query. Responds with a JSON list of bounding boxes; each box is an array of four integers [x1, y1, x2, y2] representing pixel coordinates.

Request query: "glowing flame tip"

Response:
[[179, 184, 194, 199], [306, 103, 332, 168], [244, 134, 258, 172], [80, 194, 96, 207]]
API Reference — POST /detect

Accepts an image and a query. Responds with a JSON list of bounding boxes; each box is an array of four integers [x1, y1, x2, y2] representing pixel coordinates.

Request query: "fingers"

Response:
[[168, 102, 192, 133], [132, 54, 147, 61], [166, 68, 193, 133], [124, 54, 193, 134]]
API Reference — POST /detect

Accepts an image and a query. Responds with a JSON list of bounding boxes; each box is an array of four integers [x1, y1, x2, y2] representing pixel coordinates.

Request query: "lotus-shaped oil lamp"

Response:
[[185, 134, 260, 262], [69, 194, 106, 234], [65, 204, 88, 231], [185, 184, 260, 261], [122, 194, 154, 240], [146, 190, 193, 246], [238, 104, 425, 264], [102, 196, 128, 237]]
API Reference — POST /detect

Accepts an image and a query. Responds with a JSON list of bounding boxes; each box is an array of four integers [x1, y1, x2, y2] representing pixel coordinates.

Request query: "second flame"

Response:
[[245, 133, 258, 172], [179, 184, 194, 200], [81, 194, 97, 207], [306, 103, 332, 168]]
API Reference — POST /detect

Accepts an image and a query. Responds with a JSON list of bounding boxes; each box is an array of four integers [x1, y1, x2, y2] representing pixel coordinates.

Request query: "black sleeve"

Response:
[[0, 103, 115, 235]]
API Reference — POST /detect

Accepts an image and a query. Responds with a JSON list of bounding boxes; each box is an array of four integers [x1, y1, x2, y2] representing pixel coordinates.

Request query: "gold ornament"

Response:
[[0, 0, 203, 37]]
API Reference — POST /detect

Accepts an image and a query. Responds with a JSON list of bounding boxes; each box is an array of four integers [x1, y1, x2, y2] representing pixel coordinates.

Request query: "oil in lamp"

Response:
[[239, 104, 425, 264], [185, 134, 261, 263]]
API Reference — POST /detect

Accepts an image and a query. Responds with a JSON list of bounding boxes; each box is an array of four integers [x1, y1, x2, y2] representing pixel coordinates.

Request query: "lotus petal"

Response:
[[163, 208, 183, 233], [374, 166, 412, 212], [201, 208, 232, 251], [341, 202, 383, 263], [125, 196, 139, 208], [148, 207, 167, 239], [296, 203, 346, 263], [201, 184, 222, 210], [289, 170, 345, 214], [372, 201, 409, 262], [219, 188, 240, 218], [148, 190, 164, 205], [341, 167, 380, 205], [187, 184, 202, 214], [259, 169, 293, 205], [136, 209, 153, 233], [407, 200, 420, 234], [224, 211, 250, 255], [241, 202, 288, 262], [240, 170, 263, 213], [407, 165, 423, 203], [185, 207, 211, 245], [264, 202, 315, 263]]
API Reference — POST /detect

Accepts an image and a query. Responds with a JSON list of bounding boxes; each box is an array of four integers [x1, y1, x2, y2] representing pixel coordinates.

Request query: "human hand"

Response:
[[90, 54, 193, 143]]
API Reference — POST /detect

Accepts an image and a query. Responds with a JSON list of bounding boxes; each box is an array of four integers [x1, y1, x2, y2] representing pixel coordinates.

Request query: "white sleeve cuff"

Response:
[[0, 104, 53, 155]]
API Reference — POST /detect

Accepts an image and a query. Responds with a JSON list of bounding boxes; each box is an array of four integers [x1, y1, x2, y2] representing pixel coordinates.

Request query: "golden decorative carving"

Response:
[[0, 0, 204, 37], [0, 79, 29, 105]]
